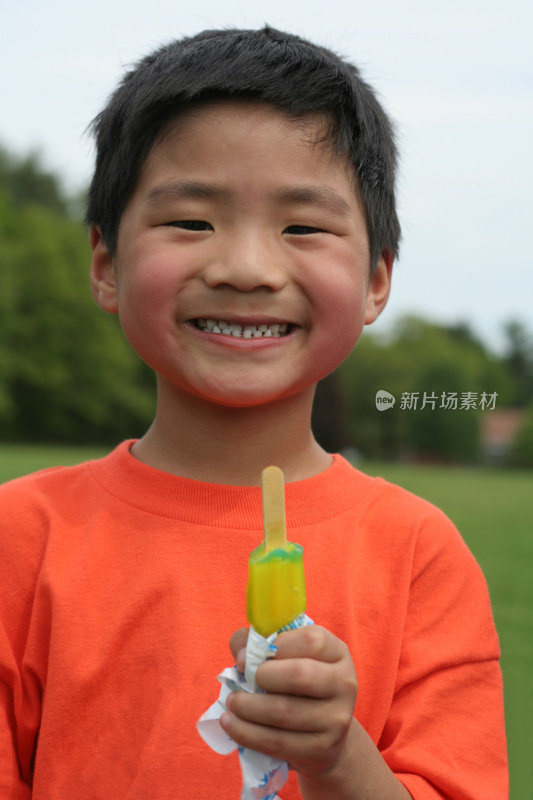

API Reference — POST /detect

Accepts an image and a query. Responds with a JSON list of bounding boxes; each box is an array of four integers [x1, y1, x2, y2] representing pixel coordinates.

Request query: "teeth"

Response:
[[195, 319, 291, 338]]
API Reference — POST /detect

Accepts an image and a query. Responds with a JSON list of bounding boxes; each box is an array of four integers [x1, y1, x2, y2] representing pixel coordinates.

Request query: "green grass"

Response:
[[1, 445, 531, 796], [0, 443, 109, 483]]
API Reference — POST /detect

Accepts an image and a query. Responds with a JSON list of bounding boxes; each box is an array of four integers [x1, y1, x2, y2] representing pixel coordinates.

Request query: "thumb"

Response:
[[229, 627, 249, 671]]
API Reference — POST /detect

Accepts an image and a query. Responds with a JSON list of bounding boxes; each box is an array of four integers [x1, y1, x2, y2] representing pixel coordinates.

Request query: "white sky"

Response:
[[2, 0, 532, 353]]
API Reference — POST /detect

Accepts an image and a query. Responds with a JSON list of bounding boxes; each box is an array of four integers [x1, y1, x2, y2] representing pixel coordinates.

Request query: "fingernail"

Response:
[[220, 711, 233, 731], [237, 647, 247, 671]]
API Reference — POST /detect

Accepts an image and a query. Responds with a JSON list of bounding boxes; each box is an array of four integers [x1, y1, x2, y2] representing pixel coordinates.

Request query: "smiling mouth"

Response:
[[192, 318, 293, 339]]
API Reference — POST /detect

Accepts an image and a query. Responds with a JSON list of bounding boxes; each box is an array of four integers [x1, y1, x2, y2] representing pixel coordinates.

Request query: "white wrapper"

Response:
[[197, 613, 313, 799]]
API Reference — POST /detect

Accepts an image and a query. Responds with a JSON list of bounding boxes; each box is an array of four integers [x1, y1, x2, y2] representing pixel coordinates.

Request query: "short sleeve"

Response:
[[380, 508, 508, 799]]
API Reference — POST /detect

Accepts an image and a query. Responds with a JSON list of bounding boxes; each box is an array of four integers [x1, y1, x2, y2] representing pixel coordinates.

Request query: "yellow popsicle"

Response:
[[246, 466, 306, 637]]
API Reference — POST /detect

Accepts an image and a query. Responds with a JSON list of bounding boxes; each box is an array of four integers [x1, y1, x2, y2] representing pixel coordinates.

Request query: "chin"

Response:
[[204, 392, 290, 409], [195, 381, 308, 409]]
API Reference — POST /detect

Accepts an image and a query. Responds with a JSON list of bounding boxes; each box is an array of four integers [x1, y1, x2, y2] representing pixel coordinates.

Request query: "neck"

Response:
[[131, 382, 331, 485]]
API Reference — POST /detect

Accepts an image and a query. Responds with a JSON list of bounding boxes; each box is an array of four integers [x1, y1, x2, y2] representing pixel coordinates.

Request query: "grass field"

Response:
[[1, 444, 531, 797]]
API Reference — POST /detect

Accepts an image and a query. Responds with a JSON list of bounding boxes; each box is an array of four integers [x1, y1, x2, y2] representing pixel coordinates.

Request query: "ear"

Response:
[[89, 227, 119, 313], [364, 249, 393, 325]]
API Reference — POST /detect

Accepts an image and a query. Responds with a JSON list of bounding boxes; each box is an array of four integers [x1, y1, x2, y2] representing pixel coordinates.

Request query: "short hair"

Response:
[[86, 26, 400, 268]]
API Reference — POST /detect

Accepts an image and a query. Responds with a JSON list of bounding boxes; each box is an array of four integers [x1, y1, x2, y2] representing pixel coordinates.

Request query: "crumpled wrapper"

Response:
[[197, 613, 313, 799]]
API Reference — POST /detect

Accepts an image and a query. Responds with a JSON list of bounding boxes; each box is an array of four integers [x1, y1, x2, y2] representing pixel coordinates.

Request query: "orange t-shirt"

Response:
[[0, 441, 508, 799]]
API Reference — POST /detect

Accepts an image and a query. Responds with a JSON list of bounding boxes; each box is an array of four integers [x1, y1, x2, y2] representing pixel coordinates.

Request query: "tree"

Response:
[[340, 317, 512, 462], [339, 332, 411, 460], [0, 147, 154, 443], [509, 403, 533, 468], [0, 146, 68, 215], [312, 370, 350, 452], [503, 321, 533, 406]]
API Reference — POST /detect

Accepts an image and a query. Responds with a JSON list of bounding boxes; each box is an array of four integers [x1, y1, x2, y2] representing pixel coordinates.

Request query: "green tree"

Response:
[[503, 321, 533, 406], [509, 404, 533, 467], [312, 370, 350, 452], [340, 316, 512, 463], [0, 188, 18, 422], [0, 146, 68, 215], [0, 147, 154, 443], [339, 332, 411, 459]]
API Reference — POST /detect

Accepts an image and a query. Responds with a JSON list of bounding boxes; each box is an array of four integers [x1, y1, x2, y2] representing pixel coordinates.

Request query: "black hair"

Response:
[[86, 26, 400, 268]]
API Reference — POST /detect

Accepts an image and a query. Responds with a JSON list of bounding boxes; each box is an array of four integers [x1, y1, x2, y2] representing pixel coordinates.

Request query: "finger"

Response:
[[227, 688, 325, 732], [274, 625, 346, 664], [220, 708, 328, 765], [257, 657, 356, 702], [229, 627, 249, 665]]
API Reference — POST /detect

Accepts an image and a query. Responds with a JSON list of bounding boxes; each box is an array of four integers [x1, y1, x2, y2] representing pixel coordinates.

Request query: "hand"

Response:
[[221, 625, 358, 779]]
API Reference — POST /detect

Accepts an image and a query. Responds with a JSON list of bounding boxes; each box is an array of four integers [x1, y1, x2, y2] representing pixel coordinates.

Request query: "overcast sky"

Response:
[[2, 0, 532, 353]]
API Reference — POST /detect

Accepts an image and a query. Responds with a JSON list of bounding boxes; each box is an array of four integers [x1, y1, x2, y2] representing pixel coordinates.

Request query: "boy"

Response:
[[0, 27, 507, 799]]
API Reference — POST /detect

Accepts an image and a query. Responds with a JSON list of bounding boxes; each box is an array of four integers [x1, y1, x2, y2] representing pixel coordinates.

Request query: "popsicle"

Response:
[[246, 466, 306, 637]]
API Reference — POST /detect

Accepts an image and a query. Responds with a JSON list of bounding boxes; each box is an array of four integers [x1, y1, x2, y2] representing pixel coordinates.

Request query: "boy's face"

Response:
[[90, 101, 391, 409]]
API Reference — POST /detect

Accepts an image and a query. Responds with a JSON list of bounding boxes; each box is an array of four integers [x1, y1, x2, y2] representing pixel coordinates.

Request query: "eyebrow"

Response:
[[145, 180, 225, 206], [144, 180, 352, 217], [273, 186, 352, 218]]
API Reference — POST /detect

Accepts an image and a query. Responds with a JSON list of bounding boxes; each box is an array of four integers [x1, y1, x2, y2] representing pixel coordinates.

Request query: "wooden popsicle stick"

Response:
[[261, 466, 287, 553]]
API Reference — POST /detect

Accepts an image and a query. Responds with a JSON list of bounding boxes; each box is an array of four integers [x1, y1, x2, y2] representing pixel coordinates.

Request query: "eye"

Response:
[[284, 225, 326, 235], [166, 220, 214, 231]]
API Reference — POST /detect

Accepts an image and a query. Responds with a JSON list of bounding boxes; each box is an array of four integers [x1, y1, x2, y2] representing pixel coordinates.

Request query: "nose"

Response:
[[202, 231, 287, 292]]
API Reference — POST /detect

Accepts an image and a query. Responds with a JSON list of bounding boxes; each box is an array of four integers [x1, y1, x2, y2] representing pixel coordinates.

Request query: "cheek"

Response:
[[310, 265, 368, 359], [116, 258, 179, 349]]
